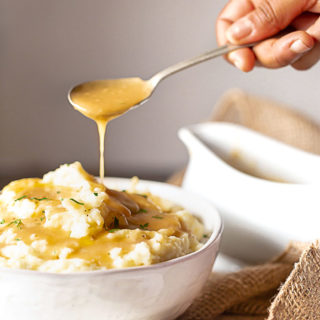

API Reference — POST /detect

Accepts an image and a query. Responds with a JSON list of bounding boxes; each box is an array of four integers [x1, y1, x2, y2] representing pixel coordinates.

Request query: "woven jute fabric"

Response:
[[172, 90, 320, 319], [211, 89, 320, 155], [269, 242, 320, 320], [178, 263, 292, 319]]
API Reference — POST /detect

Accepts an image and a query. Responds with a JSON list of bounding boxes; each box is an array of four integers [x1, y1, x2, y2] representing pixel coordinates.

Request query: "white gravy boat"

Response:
[[179, 122, 320, 264]]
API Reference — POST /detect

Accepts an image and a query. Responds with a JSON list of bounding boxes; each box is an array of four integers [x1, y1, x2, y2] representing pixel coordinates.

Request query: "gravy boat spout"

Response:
[[178, 122, 320, 263]]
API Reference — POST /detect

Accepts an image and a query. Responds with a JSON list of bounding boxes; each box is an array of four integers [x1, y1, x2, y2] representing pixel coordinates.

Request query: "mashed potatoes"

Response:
[[0, 162, 206, 272]]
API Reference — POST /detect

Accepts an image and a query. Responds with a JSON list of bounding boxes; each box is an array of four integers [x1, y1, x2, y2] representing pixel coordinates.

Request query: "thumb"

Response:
[[226, 0, 317, 44]]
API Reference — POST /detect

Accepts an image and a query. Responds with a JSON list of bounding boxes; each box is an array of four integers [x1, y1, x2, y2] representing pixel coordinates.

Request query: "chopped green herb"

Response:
[[141, 194, 148, 198], [108, 229, 119, 233], [15, 238, 21, 241], [203, 234, 208, 238], [17, 220, 23, 228], [8, 219, 23, 229], [0, 219, 5, 224], [138, 208, 147, 213], [57, 191, 61, 194], [40, 216, 45, 222], [93, 192, 98, 196], [60, 198, 64, 201], [152, 215, 163, 219], [139, 223, 149, 230], [15, 195, 27, 201], [121, 189, 127, 193], [31, 197, 49, 201], [42, 210, 45, 214], [70, 198, 84, 205], [114, 217, 119, 228]]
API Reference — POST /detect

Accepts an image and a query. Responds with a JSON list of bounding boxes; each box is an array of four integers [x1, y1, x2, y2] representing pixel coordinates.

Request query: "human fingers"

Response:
[[226, 0, 317, 44], [216, 0, 256, 71], [309, 0, 320, 13], [252, 30, 314, 68], [289, 13, 320, 69], [291, 42, 320, 69]]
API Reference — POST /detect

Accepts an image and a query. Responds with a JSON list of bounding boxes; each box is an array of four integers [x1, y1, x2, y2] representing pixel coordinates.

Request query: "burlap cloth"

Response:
[[170, 89, 320, 320]]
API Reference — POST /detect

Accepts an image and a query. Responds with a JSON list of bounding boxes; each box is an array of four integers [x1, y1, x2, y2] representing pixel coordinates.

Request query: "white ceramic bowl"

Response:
[[0, 178, 222, 320]]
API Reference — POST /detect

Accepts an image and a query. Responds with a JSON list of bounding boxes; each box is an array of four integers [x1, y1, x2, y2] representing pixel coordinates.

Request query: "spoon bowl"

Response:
[[68, 77, 154, 121]]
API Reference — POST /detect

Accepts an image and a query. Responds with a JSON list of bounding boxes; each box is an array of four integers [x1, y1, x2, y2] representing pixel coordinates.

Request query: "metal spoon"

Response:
[[148, 43, 254, 87], [68, 43, 255, 116]]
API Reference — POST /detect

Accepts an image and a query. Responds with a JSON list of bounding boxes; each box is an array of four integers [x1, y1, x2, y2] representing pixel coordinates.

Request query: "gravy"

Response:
[[0, 167, 183, 268], [70, 78, 152, 181], [228, 151, 286, 183]]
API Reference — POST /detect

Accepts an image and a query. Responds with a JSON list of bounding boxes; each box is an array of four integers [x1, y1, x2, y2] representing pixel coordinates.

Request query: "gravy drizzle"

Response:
[[70, 77, 152, 182]]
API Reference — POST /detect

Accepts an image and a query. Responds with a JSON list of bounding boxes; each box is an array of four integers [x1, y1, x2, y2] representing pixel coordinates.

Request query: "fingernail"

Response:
[[227, 19, 252, 42], [290, 40, 312, 54], [229, 52, 244, 70]]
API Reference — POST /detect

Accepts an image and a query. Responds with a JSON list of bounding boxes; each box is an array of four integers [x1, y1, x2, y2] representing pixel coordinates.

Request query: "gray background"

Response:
[[1, 0, 319, 186]]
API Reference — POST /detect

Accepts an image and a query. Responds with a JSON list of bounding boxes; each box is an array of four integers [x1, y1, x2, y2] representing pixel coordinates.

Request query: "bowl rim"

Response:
[[0, 178, 223, 278]]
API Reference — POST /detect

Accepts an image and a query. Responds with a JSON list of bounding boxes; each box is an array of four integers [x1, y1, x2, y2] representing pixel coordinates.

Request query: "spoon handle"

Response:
[[149, 43, 255, 86]]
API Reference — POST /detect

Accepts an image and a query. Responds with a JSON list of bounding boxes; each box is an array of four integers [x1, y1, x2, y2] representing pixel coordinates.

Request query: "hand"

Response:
[[216, 0, 320, 71]]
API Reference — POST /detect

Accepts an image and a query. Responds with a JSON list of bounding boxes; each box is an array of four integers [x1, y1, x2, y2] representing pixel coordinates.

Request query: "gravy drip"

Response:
[[70, 78, 152, 182]]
